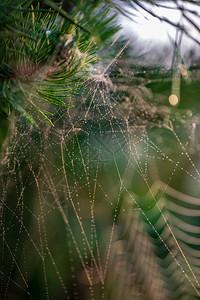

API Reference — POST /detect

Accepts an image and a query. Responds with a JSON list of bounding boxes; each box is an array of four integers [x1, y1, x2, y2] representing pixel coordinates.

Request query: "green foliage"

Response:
[[2, 1, 200, 299], [0, 0, 119, 127]]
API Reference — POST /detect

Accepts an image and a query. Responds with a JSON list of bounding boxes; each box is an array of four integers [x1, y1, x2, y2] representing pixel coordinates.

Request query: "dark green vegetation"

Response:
[[0, 0, 119, 148], [1, 1, 200, 300]]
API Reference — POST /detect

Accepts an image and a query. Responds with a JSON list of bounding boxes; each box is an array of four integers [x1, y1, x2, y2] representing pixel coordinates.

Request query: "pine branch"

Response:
[[0, 0, 119, 127]]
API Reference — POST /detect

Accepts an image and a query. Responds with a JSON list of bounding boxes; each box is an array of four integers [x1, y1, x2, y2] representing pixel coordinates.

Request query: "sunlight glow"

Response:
[[169, 94, 179, 106], [119, 1, 200, 47]]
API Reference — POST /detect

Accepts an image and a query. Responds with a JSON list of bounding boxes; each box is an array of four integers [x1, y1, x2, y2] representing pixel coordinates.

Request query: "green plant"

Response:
[[1, 1, 200, 300], [0, 0, 119, 151]]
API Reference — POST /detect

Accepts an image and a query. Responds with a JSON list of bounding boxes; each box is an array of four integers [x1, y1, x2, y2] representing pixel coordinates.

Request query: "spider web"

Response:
[[1, 38, 200, 300]]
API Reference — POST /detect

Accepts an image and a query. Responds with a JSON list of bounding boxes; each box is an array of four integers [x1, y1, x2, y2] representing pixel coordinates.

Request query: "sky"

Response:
[[118, 1, 200, 66]]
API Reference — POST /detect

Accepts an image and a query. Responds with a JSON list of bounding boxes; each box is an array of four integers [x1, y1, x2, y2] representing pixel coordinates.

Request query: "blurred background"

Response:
[[1, 1, 200, 299]]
